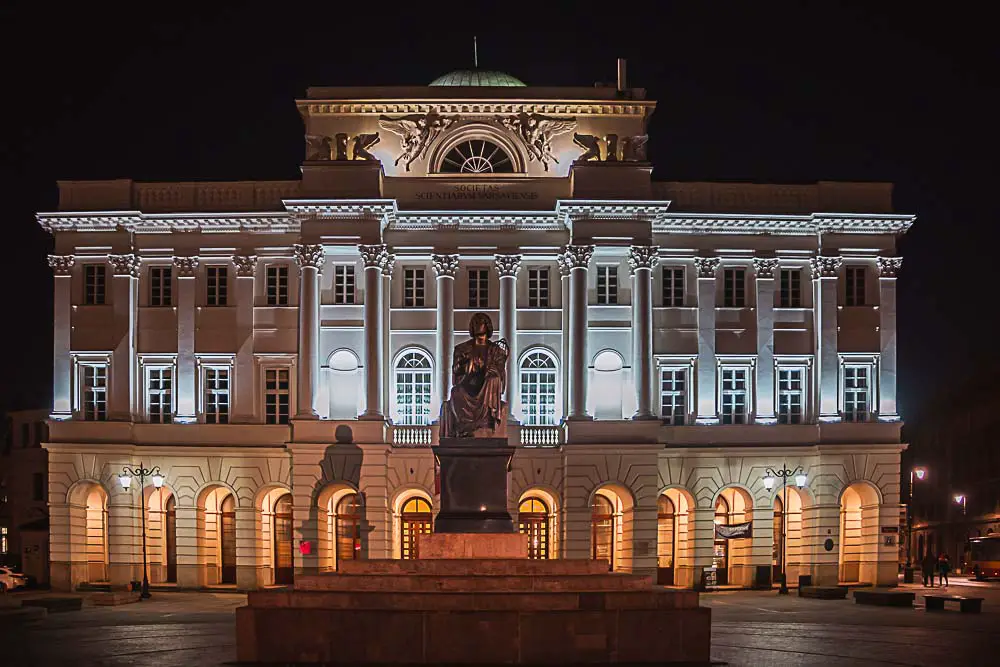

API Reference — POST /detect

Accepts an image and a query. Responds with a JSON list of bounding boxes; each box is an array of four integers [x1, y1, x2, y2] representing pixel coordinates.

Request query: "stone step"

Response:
[[19, 596, 84, 612], [247, 588, 701, 612], [295, 573, 651, 592], [337, 558, 612, 576], [89, 590, 141, 606]]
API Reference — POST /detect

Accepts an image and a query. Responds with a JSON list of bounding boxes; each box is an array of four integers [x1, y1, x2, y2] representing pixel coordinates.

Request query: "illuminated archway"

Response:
[[197, 485, 237, 586], [591, 483, 635, 572], [657, 488, 695, 586], [317, 484, 363, 572], [839, 482, 881, 584], [145, 486, 177, 584], [712, 487, 753, 587]]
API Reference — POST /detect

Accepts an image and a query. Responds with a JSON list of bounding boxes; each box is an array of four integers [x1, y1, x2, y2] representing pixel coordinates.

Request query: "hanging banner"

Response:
[[715, 522, 753, 539]]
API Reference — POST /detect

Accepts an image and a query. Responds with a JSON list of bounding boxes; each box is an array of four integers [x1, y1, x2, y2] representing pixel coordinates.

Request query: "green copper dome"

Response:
[[429, 70, 526, 87]]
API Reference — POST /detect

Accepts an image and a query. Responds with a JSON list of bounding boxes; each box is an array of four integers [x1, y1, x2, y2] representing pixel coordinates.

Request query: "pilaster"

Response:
[[694, 257, 720, 424], [877, 257, 901, 421], [108, 254, 139, 421], [628, 246, 658, 419], [753, 258, 779, 423], [48, 254, 75, 418], [173, 256, 199, 423], [294, 244, 324, 419], [811, 256, 843, 421], [380, 254, 395, 417], [558, 256, 571, 421], [232, 255, 257, 422]]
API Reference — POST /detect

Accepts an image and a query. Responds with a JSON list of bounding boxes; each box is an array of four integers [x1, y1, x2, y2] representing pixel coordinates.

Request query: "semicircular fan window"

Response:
[[440, 139, 515, 173]]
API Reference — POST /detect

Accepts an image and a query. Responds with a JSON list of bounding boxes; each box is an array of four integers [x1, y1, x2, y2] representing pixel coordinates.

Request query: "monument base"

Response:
[[434, 437, 515, 534], [420, 532, 528, 559], [236, 535, 712, 664]]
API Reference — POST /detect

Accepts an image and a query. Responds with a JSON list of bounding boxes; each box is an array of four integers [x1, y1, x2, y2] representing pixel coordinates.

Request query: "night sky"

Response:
[[1, 3, 996, 419]]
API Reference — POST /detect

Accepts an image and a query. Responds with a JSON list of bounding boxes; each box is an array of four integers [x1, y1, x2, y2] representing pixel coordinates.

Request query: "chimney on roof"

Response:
[[616, 58, 627, 91]]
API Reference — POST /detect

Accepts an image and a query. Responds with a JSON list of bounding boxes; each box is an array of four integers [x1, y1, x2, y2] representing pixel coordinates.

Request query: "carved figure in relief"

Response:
[[352, 132, 380, 161], [497, 113, 576, 171], [605, 134, 619, 162], [305, 134, 332, 160], [621, 134, 649, 161], [440, 313, 509, 439], [573, 133, 602, 162], [334, 133, 350, 160], [378, 111, 455, 171]]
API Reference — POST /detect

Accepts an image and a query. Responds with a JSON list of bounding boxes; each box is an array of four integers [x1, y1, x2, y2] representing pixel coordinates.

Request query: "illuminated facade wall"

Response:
[[39, 76, 913, 590]]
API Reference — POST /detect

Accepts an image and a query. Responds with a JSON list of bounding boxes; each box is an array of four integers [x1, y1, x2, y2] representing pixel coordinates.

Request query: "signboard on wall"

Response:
[[715, 522, 753, 539]]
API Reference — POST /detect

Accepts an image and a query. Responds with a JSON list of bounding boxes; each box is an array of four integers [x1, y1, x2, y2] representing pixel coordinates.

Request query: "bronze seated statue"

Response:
[[439, 312, 508, 439]]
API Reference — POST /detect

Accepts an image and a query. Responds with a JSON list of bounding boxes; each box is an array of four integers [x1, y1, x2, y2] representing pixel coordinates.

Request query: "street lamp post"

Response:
[[954, 494, 966, 516], [763, 464, 807, 595], [904, 467, 927, 583], [118, 464, 164, 600]]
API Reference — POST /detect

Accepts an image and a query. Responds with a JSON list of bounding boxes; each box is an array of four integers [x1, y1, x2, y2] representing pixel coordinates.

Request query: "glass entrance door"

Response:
[[165, 496, 177, 583], [591, 495, 616, 571], [220, 495, 237, 584], [518, 498, 550, 560], [273, 494, 294, 585], [400, 497, 433, 560]]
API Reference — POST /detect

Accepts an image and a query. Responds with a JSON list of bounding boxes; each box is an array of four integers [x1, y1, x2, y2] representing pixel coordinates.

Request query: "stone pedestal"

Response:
[[420, 532, 528, 559], [434, 437, 515, 533]]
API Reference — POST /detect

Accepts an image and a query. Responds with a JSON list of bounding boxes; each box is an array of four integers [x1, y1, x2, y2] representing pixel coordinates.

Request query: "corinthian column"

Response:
[[629, 246, 658, 419], [359, 244, 388, 420], [811, 256, 843, 421], [381, 253, 395, 416], [562, 245, 594, 420], [877, 257, 902, 421], [107, 254, 139, 421], [694, 257, 720, 424], [495, 254, 521, 416], [48, 255, 75, 419], [294, 244, 324, 419], [753, 258, 779, 424], [433, 254, 460, 416], [232, 255, 257, 423], [172, 256, 199, 423]]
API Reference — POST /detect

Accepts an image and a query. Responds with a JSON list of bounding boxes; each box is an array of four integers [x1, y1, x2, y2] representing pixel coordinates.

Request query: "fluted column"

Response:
[[877, 257, 902, 420], [360, 244, 388, 420], [232, 255, 257, 422], [294, 244, 324, 419], [629, 246, 658, 419], [48, 255, 75, 419], [173, 256, 199, 423], [812, 256, 843, 421], [108, 254, 139, 421], [381, 253, 395, 416], [433, 254, 460, 416], [694, 257, 720, 424], [495, 254, 522, 417], [753, 258, 779, 424], [562, 245, 594, 420], [558, 257, 571, 421]]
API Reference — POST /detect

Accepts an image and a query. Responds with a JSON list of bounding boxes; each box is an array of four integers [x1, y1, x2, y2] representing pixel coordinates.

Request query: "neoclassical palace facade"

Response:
[[39, 69, 913, 591]]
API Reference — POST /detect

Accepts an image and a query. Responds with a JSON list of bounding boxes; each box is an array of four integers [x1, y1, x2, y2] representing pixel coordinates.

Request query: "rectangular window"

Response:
[[662, 267, 684, 307], [596, 266, 618, 304], [723, 268, 746, 307], [81, 364, 108, 421], [528, 268, 550, 308], [1, 526, 7, 554], [843, 365, 871, 422], [720, 368, 749, 424], [84, 264, 106, 305], [266, 266, 289, 306], [777, 368, 804, 424], [204, 367, 230, 424], [779, 269, 802, 308], [333, 265, 355, 304], [468, 268, 489, 308], [149, 267, 172, 307], [265, 368, 290, 424], [845, 266, 866, 306], [146, 367, 173, 424], [659, 369, 687, 425], [32, 473, 44, 502], [404, 268, 425, 307], [207, 266, 228, 306]]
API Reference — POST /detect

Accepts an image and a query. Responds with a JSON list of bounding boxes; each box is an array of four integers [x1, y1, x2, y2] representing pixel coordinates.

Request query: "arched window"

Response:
[[518, 497, 550, 560], [713, 495, 730, 584], [593, 350, 624, 420], [591, 495, 616, 571], [773, 495, 784, 581], [657, 495, 676, 570], [520, 351, 557, 425], [328, 349, 361, 419], [400, 497, 433, 560], [336, 493, 362, 565], [273, 494, 294, 585], [439, 139, 515, 173], [220, 494, 237, 585], [394, 351, 432, 425]]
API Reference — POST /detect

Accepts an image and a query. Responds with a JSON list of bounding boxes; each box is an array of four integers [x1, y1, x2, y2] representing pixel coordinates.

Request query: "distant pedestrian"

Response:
[[921, 552, 936, 587], [937, 553, 951, 586]]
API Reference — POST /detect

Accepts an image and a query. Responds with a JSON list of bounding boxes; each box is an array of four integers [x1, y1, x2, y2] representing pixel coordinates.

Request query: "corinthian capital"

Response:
[[232, 254, 257, 277], [877, 256, 902, 278], [47, 254, 75, 276], [172, 256, 199, 277], [432, 253, 460, 278], [693, 257, 720, 279], [627, 245, 659, 273], [109, 254, 140, 277], [560, 245, 594, 270], [494, 254, 522, 278], [381, 252, 396, 277], [358, 244, 388, 269], [293, 244, 324, 271], [810, 256, 843, 279], [752, 257, 780, 279]]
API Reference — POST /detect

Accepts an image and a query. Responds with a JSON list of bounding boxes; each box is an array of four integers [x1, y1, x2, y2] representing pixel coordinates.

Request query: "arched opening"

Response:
[[145, 487, 176, 584], [519, 350, 559, 425], [839, 482, 880, 585], [592, 495, 616, 570], [713, 487, 753, 587], [518, 497, 550, 559], [335, 493, 363, 568], [197, 486, 236, 585], [772, 488, 805, 586], [272, 494, 294, 585], [83, 485, 109, 583], [657, 488, 695, 586], [772, 495, 784, 583], [327, 349, 362, 419], [592, 351, 624, 420], [317, 485, 363, 572], [166, 495, 177, 583], [394, 350, 433, 425], [591, 485, 635, 572], [439, 138, 515, 173], [400, 496, 433, 559]]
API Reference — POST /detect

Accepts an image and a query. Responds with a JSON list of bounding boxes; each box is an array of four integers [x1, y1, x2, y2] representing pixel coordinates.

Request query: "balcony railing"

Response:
[[519, 425, 563, 447], [390, 425, 433, 447]]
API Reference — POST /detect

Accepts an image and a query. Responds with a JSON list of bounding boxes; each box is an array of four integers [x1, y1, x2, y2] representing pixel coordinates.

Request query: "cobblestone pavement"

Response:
[[1, 579, 997, 666]]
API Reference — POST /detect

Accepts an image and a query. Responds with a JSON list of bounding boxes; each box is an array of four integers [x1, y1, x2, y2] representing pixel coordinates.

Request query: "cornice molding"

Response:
[[557, 200, 673, 222], [37, 211, 297, 233], [298, 100, 654, 117], [389, 212, 561, 231], [653, 213, 915, 236]]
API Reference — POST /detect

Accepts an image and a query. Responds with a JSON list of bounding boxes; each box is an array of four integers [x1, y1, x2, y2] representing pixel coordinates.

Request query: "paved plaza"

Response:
[[0, 578, 997, 666]]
